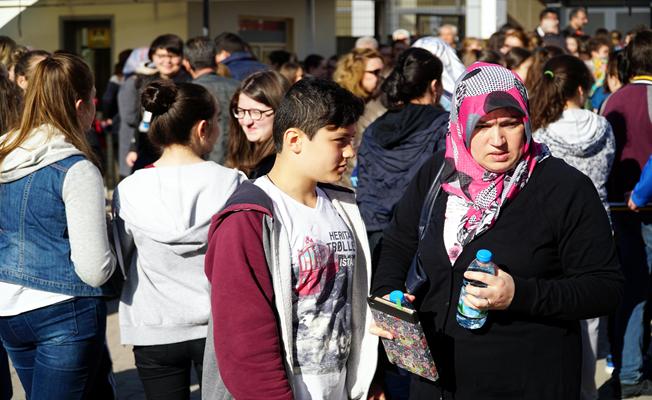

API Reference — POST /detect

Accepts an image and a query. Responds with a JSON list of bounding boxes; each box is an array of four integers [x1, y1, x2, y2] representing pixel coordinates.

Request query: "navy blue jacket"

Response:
[[356, 104, 448, 232], [222, 52, 268, 81]]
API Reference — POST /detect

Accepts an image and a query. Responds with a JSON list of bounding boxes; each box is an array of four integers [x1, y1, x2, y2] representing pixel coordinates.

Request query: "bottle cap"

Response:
[[389, 290, 404, 307], [476, 249, 493, 263]]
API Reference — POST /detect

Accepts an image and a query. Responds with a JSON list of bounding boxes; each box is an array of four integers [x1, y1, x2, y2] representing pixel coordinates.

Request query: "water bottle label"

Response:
[[458, 285, 486, 319]]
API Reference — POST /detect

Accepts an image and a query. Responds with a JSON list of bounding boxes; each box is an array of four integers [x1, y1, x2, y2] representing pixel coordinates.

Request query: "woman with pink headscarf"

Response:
[[370, 62, 623, 399]]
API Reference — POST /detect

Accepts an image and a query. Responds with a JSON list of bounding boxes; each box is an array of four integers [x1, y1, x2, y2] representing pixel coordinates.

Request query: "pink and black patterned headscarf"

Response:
[[441, 62, 549, 246]]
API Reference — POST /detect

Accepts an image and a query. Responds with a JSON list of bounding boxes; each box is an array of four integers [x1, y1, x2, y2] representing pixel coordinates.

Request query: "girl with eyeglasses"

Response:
[[225, 70, 290, 178]]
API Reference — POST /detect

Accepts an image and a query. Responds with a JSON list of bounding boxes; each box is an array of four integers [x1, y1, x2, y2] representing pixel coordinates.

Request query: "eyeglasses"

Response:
[[365, 69, 383, 77], [232, 107, 274, 121], [152, 52, 181, 60]]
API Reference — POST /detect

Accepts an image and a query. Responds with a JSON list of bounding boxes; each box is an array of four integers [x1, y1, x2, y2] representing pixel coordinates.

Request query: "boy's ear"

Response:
[[284, 128, 305, 154]]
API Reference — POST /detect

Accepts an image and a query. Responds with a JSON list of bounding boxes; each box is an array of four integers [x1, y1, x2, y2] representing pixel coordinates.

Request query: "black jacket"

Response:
[[372, 154, 623, 399], [357, 104, 448, 232]]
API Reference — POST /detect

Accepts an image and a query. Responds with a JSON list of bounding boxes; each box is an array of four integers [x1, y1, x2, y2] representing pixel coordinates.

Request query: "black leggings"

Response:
[[133, 338, 205, 400]]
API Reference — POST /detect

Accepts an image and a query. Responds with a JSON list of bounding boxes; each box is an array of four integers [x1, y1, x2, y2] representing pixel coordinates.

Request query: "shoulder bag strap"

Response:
[[418, 161, 446, 240]]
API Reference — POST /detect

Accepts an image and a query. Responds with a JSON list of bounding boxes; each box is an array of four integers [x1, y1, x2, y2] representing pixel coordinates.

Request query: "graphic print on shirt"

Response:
[[292, 228, 355, 375], [296, 237, 338, 296]]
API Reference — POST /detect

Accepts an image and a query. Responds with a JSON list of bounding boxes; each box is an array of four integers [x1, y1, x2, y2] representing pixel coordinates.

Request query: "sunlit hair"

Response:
[[0, 36, 16, 67], [333, 48, 382, 99], [0, 53, 97, 167], [225, 70, 290, 176], [529, 54, 593, 131], [0, 74, 23, 134]]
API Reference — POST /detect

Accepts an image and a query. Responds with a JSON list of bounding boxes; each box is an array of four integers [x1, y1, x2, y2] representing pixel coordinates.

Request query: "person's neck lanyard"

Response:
[[632, 75, 652, 83]]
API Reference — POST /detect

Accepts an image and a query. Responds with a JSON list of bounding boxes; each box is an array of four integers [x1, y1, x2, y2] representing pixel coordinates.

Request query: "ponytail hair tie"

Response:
[[544, 70, 554, 79]]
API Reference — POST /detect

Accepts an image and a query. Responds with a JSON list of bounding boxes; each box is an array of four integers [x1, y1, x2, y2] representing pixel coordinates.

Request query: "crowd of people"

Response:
[[0, 5, 651, 399]]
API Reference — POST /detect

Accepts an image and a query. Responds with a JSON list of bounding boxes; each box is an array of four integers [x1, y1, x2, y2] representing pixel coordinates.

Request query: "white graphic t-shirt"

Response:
[[255, 177, 355, 400]]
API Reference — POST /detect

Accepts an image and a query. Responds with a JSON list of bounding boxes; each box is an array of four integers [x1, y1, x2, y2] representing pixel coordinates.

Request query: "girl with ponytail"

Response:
[[530, 54, 614, 209], [530, 54, 615, 400], [113, 80, 244, 398], [0, 53, 116, 399], [357, 46, 448, 257]]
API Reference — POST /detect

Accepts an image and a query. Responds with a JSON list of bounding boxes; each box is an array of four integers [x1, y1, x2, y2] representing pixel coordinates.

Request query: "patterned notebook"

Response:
[[368, 296, 438, 382]]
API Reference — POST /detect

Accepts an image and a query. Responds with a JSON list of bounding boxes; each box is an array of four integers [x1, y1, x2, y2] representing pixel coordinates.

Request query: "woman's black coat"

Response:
[[372, 154, 623, 400]]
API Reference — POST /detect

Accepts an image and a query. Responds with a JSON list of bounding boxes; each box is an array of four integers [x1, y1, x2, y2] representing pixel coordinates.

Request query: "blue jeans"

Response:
[[612, 211, 652, 384], [0, 297, 107, 399], [0, 343, 11, 400]]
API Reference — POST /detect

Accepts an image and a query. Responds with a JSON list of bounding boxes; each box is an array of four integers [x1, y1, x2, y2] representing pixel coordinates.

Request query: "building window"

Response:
[[238, 16, 293, 61]]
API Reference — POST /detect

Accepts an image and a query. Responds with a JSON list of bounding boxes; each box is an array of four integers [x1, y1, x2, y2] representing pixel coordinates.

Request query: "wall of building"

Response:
[[507, 0, 545, 31], [189, 0, 336, 60], [0, 1, 189, 62]]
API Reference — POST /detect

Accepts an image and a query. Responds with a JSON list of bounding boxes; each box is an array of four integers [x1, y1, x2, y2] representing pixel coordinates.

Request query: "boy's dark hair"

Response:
[[626, 29, 652, 77], [272, 78, 364, 152], [595, 28, 610, 39], [149, 34, 184, 59], [268, 50, 295, 70], [142, 80, 217, 147], [185, 36, 216, 70], [214, 32, 248, 54], [569, 7, 586, 20], [303, 54, 324, 73], [539, 7, 559, 21]]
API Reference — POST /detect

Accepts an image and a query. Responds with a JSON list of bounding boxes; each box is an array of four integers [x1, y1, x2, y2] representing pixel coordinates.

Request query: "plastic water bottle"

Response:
[[456, 249, 497, 329], [389, 290, 413, 310]]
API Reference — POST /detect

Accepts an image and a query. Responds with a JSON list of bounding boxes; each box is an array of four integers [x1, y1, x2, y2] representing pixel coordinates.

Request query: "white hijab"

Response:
[[411, 36, 466, 98]]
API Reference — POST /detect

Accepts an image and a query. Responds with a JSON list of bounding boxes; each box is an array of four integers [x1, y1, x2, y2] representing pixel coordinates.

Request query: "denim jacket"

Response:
[[0, 155, 112, 297]]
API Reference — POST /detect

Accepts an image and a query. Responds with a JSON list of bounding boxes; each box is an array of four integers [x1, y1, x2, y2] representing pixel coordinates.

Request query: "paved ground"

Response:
[[5, 308, 652, 399]]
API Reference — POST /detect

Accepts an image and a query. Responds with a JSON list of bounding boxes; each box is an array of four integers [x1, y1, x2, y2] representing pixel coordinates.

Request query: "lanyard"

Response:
[[632, 75, 652, 82]]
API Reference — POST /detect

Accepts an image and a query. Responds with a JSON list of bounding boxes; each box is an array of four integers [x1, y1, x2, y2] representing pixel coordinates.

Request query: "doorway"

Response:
[[61, 17, 113, 108]]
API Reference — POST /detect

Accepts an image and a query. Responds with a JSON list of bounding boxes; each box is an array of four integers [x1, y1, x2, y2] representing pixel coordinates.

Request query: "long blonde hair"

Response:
[[0, 53, 97, 167], [333, 48, 382, 99]]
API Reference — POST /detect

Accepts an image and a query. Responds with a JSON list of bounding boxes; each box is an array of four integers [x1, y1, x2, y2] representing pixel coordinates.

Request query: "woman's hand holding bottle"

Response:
[[462, 267, 515, 311]]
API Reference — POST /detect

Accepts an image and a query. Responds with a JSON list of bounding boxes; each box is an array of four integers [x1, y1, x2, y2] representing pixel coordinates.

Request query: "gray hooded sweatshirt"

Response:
[[533, 109, 615, 212], [115, 161, 244, 345]]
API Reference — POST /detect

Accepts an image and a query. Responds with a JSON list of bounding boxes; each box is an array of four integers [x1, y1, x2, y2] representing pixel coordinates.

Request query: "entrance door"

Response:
[[61, 18, 112, 109]]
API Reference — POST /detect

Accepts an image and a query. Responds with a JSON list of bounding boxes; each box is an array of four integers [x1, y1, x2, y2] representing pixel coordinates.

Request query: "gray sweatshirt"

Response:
[[533, 109, 615, 212], [114, 161, 245, 345]]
